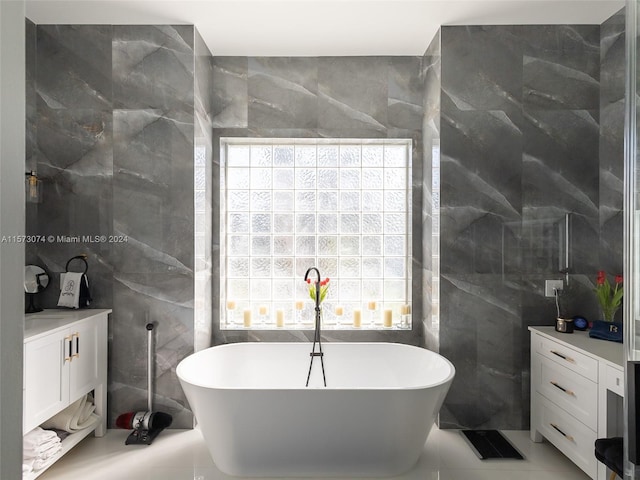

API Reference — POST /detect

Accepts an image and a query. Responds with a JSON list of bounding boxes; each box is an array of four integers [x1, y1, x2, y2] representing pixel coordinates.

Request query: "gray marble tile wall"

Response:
[[422, 32, 440, 353], [600, 9, 625, 278], [432, 19, 624, 430], [211, 56, 424, 346], [25, 24, 211, 429], [194, 29, 214, 352], [34, 24, 114, 312], [111, 24, 196, 429]]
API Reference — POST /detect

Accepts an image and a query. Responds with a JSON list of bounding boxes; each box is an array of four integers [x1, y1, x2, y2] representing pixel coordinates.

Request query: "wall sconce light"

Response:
[[25, 171, 41, 203]]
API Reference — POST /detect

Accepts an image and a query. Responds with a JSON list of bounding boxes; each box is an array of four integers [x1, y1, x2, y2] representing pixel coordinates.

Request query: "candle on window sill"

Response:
[[258, 305, 268, 324], [399, 304, 411, 329], [367, 301, 377, 325], [335, 306, 344, 327], [243, 309, 252, 328], [383, 309, 393, 328], [226, 300, 237, 326], [353, 309, 362, 328], [295, 301, 304, 325], [276, 309, 284, 327]]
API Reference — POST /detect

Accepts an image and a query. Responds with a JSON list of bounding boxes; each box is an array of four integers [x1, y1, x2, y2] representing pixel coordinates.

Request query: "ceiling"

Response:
[[26, 0, 624, 56]]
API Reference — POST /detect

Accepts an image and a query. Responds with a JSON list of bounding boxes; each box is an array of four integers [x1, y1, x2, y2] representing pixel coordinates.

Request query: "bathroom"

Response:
[[0, 0, 634, 478]]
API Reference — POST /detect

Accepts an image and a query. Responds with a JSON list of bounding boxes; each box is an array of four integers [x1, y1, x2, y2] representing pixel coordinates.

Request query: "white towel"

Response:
[[31, 442, 62, 470], [23, 426, 62, 471], [69, 395, 95, 431], [57, 271, 83, 308], [23, 437, 60, 457], [23, 427, 59, 452], [41, 394, 96, 433]]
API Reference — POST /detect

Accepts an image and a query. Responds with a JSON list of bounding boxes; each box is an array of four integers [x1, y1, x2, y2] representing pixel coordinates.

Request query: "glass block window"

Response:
[[221, 138, 412, 330]]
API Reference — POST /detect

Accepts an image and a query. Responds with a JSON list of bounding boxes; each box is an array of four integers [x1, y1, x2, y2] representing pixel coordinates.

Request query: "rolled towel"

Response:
[[41, 395, 86, 432], [70, 400, 95, 430]]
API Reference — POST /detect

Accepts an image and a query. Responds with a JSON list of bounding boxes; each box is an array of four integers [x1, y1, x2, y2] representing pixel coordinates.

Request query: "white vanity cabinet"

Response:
[[529, 326, 624, 480], [24, 309, 110, 478]]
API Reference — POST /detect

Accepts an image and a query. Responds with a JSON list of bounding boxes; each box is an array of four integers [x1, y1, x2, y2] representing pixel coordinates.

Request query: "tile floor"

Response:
[[39, 427, 591, 480]]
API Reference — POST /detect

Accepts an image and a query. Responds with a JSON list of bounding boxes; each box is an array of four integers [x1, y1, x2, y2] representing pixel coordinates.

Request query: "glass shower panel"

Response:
[[626, 1, 640, 477]]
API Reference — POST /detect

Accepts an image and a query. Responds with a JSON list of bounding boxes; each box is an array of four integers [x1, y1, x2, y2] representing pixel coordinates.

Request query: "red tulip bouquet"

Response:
[[594, 270, 623, 322]]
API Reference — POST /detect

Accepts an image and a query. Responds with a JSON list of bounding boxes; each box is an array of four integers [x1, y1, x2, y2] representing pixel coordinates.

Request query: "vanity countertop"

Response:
[[25, 309, 112, 342], [529, 325, 623, 368]]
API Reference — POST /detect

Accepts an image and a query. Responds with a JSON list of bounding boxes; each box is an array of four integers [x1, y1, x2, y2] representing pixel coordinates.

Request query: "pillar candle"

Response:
[[367, 301, 376, 310], [353, 309, 362, 328], [259, 305, 268, 315], [383, 309, 393, 328], [400, 304, 408, 315], [295, 301, 304, 310], [335, 306, 344, 316], [226, 300, 236, 310], [276, 309, 284, 327], [243, 309, 252, 327]]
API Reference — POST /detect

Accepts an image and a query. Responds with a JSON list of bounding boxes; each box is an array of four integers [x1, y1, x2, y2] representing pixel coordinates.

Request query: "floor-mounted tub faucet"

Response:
[[304, 267, 326, 387]]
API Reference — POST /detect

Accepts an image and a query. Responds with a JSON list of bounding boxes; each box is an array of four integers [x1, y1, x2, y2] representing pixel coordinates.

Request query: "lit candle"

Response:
[[353, 309, 362, 328], [243, 309, 252, 327], [276, 309, 284, 327], [335, 306, 344, 316], [383, 309, 393, 328], [227, 300, 236, 310], [259, 305, 268, 315], [367, 301, 377, 310], [295, 301, 304, 310]]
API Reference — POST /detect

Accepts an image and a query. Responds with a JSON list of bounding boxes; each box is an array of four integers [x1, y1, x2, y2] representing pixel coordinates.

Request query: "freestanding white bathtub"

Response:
[[177, 342, 454, 477]]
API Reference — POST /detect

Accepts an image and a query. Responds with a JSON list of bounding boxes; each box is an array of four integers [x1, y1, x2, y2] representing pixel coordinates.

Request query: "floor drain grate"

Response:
[[460, 430, 525, 460]]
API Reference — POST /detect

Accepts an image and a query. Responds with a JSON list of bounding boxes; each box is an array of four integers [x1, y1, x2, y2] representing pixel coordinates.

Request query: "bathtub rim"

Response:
[[177, 341, 455, 392]]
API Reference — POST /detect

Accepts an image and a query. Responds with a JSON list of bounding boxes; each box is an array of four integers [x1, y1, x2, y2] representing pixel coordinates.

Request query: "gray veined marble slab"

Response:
[[36, 25, 113, 111], [441, 26, 523, 113], [112, 25, 194, 112], [318, 57, 389, 133], [248, 57, 318, 129], [212, 57, 248, 128]]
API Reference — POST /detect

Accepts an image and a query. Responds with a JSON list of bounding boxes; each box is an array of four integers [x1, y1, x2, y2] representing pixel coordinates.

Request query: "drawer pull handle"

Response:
[[72, 332, 80, 358], [550, 423, 574, 442], [550, 381, 575, 396], [550, 350, 575, 363], [64, 335, 73, 362]]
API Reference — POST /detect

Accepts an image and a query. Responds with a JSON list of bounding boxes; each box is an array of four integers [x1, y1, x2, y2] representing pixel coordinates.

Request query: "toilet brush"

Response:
[[116, 322, 172, 444]]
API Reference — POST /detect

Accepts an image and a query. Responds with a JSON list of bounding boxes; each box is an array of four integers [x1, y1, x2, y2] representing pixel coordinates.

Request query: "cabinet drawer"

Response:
[[536, 393, 597, 479], [604, 364, 624, 397], [536, 354, 597, 430], [535, 335, 598, 382]]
